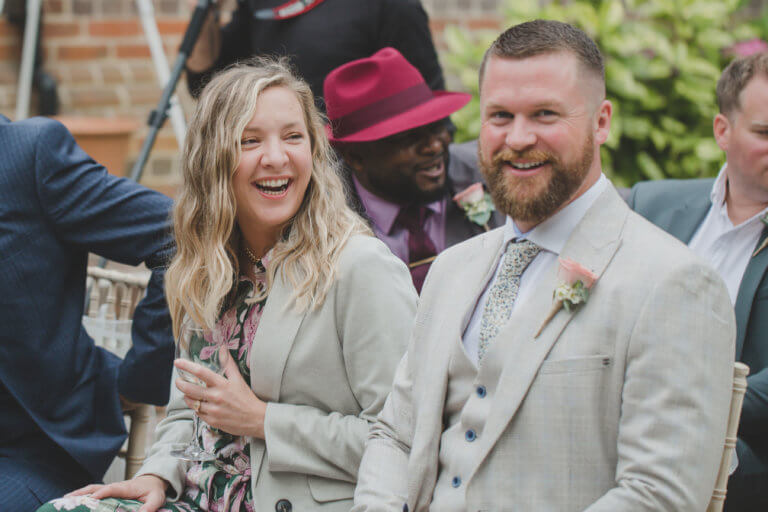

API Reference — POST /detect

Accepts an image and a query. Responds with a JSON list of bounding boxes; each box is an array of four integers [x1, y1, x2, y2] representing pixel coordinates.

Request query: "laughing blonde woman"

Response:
[[38, 59, 416, 512]]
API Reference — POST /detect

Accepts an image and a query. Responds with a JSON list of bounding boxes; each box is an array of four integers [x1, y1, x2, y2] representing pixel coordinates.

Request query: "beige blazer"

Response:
[[137, 235, 417, 511], [354, 186, 736, 511]]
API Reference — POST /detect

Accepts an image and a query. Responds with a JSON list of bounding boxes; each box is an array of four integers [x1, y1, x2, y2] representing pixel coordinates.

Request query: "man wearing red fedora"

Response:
[[325, 47, 502, 292]]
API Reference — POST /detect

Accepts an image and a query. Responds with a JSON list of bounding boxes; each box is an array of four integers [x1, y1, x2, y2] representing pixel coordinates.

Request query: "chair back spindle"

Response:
[[707, 362, 750, 512], [83, 266, 153, 479]]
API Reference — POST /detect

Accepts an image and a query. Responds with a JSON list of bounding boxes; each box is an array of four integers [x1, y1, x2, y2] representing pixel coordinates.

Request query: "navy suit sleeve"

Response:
[[34, 119, 175, 405]]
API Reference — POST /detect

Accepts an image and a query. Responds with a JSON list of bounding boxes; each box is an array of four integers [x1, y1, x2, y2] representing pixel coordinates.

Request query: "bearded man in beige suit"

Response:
[[353, 20, 737, 512]]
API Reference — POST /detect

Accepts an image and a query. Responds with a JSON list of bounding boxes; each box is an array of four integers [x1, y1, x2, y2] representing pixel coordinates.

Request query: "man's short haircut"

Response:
[[479, 19, 605, 96], [716, 52, 768, 116]]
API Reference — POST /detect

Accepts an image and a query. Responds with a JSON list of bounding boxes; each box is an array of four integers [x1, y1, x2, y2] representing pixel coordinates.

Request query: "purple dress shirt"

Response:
[[352, 175, 446, 264]]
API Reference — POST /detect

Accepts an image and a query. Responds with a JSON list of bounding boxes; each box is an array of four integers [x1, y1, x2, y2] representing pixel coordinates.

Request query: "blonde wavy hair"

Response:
[[165, 58, 371, 338]]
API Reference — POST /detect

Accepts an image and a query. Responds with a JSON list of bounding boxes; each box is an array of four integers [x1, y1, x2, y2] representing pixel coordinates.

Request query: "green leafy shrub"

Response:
[[443, 0, 763, 186]]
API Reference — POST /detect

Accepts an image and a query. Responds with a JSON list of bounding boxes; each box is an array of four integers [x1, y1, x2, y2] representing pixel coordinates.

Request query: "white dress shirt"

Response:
[[462, 174, 608, 365], [689, 164, 768, 305]]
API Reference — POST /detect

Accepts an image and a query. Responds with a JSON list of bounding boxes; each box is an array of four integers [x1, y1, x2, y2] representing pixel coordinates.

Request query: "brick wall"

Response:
[[0, 0, 501, 193], [423, 0, 500, 18], [425, 0, 502, 48]]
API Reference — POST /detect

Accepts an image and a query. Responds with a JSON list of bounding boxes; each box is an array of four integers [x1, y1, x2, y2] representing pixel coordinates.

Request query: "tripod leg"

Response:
[[92, 0, 214, 276], [15, 0, 41, 120], [129, 0, 215, 184], [136, 0, 187, 149]]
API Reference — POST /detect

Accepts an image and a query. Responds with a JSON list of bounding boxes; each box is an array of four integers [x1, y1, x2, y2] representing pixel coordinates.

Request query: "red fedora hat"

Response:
[[324, 47, 471, 143]]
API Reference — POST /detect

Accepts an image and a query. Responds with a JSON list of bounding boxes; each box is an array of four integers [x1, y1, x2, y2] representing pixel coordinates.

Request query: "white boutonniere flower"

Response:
[[535, 258, 598, 338]]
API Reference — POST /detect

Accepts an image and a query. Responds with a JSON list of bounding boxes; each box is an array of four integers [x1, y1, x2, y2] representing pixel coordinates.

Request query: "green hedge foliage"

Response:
[[443, 0, 765, 186]]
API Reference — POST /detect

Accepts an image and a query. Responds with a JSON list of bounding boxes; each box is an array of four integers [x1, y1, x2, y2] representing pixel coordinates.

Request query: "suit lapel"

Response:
[[455, 229, 509, 335], [409, 229, 506, 509], [246, 273, 305, 484], [444, 198, 484, 247], [663, 193, 711, 244], [734, 227, 768, 357], [248, 274, 305, 401], [467, 186, 628, 480]]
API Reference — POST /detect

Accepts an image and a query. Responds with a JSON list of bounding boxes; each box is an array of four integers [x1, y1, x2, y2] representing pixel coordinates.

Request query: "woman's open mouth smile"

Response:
[[253, 177, 292, 199]]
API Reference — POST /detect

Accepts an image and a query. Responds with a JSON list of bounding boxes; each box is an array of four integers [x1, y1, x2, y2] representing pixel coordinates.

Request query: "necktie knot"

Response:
[[395, 204, 430, 234], [503, 238, 541, 276]]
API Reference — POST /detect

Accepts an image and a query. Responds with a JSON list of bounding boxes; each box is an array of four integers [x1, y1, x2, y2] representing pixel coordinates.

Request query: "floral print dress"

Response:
[[40, 263, 269, 512]]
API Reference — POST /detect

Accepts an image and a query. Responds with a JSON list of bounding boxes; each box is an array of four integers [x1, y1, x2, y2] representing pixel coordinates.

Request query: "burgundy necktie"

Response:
[[395, 204, 437, 293]]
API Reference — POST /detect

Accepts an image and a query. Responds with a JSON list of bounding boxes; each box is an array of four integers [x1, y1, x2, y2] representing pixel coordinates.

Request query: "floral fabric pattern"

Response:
[[40, 261, 269, 512]]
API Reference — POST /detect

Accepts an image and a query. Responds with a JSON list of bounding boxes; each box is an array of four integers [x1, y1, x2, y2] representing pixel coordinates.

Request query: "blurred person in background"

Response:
[[0, 114, 174, 510], [631, 51, 768, 511], [185, 0, 445, 111]]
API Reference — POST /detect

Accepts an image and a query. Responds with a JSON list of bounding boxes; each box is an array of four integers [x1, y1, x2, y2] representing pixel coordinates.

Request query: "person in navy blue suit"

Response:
[[0, 114, 175, 511]]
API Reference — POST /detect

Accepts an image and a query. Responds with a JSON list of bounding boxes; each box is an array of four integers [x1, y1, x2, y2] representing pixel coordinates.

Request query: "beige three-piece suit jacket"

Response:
[[354, 185, 736, 511], [135, 235, 417, 511]]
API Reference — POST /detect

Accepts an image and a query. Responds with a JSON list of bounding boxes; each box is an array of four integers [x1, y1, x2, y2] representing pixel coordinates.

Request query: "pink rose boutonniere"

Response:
[[534, 257, 598, 338], [453, 182, 495, 231]]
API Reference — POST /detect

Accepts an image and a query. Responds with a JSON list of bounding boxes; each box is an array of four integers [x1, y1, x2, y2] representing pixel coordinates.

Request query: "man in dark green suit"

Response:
[[630, 52, 768, 511]]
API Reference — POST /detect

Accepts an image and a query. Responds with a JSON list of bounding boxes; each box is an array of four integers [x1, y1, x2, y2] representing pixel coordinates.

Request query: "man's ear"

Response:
[[713, 113, 731, 152], [594, 99, 612, 145]]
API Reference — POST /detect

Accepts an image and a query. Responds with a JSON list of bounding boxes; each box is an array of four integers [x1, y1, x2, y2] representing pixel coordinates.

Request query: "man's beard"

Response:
[[478, 134, 594, 223], [366, 154, 451, 205]]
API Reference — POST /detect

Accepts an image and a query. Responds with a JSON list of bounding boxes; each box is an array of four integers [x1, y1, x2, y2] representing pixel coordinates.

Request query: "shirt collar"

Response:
[[710, 163, 729, 207], [503, 173, 609, 254], [352, 174, 445, 234], [710, 163, 768, 228]]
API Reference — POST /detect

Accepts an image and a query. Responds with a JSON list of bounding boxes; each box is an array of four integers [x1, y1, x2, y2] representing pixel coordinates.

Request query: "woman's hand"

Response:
[[175, 345, 268, 438], [66, 474, 168, 512]]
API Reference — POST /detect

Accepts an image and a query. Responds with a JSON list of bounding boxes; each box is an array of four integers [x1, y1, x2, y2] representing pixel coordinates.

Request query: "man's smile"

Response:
[[415, 155, 446, 179]]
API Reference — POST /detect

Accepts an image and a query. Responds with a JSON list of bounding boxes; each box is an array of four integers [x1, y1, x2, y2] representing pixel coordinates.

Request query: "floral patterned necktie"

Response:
[[478, 238, 541, 361]]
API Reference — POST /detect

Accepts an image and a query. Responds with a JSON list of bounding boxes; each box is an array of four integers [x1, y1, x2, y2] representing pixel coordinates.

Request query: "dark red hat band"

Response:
[[330, 83, 433, 139]]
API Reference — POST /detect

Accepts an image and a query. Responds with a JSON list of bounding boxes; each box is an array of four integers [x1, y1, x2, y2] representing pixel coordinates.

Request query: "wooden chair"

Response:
[[707, 362, 750, 512], [84, 266, 153, 480]]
